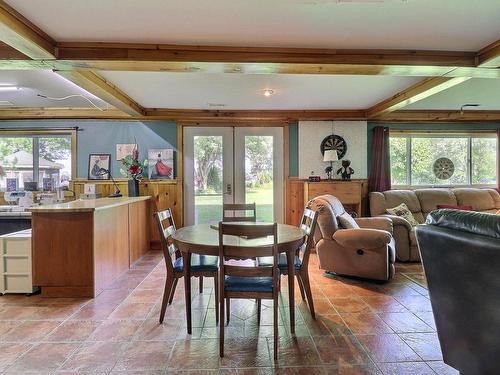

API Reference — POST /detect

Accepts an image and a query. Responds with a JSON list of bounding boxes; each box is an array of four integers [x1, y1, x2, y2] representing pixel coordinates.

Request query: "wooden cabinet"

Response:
[[303, 180, 365, 217]]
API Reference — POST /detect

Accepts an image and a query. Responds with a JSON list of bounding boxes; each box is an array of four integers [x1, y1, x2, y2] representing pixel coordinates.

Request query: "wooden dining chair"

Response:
[[155, 208, 219, 324], [257, 207, 319, 318], [222, 202, 256, 222], [218, 222, 280, 360]]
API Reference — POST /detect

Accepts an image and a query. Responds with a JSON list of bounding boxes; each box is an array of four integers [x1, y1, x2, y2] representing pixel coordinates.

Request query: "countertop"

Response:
[[28, 196, 151, 213]]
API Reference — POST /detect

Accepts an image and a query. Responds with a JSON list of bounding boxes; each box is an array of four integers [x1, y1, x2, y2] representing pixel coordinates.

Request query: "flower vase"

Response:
[[128, 179, 140, 197]]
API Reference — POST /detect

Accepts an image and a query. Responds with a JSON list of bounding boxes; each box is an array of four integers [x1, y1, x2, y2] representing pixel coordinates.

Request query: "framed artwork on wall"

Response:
[[116, 143, 137, 160], [88, 153, 111, 180], [148, 149, 174, 179]]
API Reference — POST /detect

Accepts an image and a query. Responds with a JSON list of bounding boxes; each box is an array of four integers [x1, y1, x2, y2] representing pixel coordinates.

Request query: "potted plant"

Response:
[[120, 146, 148, 197]]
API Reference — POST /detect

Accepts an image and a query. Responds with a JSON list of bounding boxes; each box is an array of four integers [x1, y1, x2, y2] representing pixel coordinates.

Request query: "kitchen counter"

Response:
[[28, 196, 150, 213], [30, 196, 151, 297]]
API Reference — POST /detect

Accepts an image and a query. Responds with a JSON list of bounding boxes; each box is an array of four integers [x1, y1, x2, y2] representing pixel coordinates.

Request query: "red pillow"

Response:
[[437, 204, 473, 211]]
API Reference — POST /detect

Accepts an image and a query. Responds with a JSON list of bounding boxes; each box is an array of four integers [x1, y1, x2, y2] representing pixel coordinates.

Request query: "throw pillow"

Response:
[[337, 212, 360, 229], [437, 204, 473, 211], [386, 203, 419, 227]]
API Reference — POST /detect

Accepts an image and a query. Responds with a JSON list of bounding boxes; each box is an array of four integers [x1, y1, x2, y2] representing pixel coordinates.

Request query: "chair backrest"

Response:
[[218, 222, 278, 290], [298, 207, 319, 266], [155, 208, 180, 273], [306, 195, 346, 242], [223, 202, 256, 222]]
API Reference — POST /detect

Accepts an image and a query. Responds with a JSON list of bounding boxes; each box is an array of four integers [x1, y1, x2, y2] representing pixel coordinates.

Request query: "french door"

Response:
[[183, 126, 284, 225]]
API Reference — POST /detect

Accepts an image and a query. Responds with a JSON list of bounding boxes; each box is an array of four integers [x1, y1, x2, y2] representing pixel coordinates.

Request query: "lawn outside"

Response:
[[195, 183, 274, 224]]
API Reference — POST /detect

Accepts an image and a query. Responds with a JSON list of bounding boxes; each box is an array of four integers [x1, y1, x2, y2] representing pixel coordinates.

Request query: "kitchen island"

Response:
[[29, 196, 151, 297]]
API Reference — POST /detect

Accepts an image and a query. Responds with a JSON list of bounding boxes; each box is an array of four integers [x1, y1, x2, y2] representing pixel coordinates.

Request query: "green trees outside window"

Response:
[[389, 134, 497, 187]]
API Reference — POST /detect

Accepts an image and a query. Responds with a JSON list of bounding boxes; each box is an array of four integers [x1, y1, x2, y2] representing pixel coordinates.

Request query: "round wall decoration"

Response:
[[433, 157, 455, 180], [320, 134, 347, 159]]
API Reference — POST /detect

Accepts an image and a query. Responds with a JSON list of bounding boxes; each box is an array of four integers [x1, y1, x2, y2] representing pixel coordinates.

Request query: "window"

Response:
[[389, 133, 497, 187], [0, 130, 76, 191]]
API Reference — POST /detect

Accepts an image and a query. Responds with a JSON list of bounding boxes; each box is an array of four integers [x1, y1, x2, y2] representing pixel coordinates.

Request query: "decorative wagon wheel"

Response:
[[433, 157, 455, 180], [320, 134, 347, 160]]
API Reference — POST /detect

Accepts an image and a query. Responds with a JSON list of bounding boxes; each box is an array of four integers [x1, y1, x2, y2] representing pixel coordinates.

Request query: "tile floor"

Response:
[[0, 251, 459, 375]]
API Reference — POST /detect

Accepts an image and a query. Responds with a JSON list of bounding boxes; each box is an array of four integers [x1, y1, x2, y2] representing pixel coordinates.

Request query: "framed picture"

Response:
[[148, 149, 174, 180], [88, 153, 111, 180], [116, 143, 136, 160]]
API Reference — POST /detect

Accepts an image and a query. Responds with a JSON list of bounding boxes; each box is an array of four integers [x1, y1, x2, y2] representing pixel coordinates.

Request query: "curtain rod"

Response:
[[0, 127, 80, 132], [389, 129, 496, 135]]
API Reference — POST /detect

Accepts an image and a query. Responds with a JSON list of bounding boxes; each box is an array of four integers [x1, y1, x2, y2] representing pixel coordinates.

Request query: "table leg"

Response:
[[286, 250, 295, 334], [183, 252, 192, 334]]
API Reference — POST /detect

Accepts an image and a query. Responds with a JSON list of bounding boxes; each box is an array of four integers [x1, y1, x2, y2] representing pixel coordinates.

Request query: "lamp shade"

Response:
[[323, 149, 339, 162]]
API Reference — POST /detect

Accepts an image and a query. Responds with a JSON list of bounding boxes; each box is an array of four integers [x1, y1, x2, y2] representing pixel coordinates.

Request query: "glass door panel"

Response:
[[184, 127, 233, 225], [244, 135, 274, 222], [234, 127, 283, 223]]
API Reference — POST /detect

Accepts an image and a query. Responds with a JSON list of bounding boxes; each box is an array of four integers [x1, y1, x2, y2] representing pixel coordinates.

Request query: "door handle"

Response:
[[224, 183, 232, 195]]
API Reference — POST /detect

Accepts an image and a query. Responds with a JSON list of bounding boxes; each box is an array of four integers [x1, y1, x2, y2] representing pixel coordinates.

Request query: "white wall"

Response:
[[298, 121, 367, 179]]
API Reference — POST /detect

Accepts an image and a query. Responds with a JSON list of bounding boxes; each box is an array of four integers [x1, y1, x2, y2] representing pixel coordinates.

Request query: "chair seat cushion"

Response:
[[173, 255, 219, 273], [224, 276, 273, 293], [256, 254, 302, 270]]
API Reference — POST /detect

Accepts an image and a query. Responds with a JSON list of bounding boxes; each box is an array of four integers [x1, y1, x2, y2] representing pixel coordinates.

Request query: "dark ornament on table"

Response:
[[336, 159, 354, 181], [324, 165, 333, 179], [320, 134, 347, 159]]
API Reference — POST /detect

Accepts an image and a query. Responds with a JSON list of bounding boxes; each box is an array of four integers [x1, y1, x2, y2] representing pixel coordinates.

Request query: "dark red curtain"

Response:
[[497, 129, 500, 193], [368, 126, 391, 192]]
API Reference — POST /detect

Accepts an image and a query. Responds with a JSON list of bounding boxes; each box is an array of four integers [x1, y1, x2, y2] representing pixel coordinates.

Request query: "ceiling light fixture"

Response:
[[263, 89, 274, 97], [0, 86, 21, 92], [460, 103, 480, 114], [37, 93, 107, 111]]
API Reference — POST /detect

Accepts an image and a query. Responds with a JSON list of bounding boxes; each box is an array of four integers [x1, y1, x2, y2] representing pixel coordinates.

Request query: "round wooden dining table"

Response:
[[172, 223, 306, 334]]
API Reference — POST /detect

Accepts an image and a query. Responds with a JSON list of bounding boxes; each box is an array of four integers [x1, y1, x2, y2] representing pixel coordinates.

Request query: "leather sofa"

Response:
[[416, 209, 500, 375], [370, 188, 500, 261], [308, 195, 396, 281]]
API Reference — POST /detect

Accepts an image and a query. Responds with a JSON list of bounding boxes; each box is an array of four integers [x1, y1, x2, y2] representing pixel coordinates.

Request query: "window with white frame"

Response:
[[0, 130, 76, 191], [389, 132, 497, 187]]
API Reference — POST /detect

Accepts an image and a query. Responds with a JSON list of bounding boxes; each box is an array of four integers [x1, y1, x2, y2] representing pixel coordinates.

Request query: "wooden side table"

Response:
[[303, 180, 363, 217]]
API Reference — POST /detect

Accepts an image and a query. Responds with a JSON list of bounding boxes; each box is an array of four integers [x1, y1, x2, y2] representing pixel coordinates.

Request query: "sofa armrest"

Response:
[[378, 214, 413, 231], [333, 228, 392, 249], [355, 217, 393, 234]]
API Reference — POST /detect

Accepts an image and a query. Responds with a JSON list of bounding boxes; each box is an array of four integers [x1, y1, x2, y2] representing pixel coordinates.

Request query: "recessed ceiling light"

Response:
[[263, 89, 274, 97]]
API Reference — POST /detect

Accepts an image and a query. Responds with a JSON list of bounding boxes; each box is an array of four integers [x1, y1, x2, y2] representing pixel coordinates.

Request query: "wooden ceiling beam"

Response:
[[0, 0, 55, 59], [366, 76, 472, 118], [2, 107, 500, 123], [375, 110, 500, 122], [477, 39, 500, 68], [54, 70, 146, 117], [0, 107, 131, 120]]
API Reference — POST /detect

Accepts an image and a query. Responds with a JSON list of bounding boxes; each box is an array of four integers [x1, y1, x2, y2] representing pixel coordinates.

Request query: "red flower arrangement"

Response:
[[120, 145, 148, 182]]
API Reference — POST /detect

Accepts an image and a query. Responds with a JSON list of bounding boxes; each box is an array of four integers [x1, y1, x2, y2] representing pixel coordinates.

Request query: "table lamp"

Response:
[[323, 149, 338, 179]]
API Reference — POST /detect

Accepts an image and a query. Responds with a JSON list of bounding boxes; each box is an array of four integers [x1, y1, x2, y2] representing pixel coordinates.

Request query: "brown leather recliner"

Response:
[[308, 195, 396, 281]]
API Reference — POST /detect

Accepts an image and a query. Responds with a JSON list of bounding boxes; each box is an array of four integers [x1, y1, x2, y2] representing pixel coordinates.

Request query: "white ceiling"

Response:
[[6, 0, 500, 50], [405, 79, 500, 111], [98, 71, 422, 110], [0, 70, 108, 108]]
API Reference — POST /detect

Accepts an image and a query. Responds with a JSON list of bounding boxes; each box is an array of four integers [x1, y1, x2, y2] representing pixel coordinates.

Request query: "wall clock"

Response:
[[320, 134, 347, 159], [433, 157, 455, 180]]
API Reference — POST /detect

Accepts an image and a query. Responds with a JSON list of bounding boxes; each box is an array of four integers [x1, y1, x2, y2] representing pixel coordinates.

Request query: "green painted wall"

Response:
[[0, 119, 177, 178], [366, 122, 500, 175], [288, 122, 299, 177]]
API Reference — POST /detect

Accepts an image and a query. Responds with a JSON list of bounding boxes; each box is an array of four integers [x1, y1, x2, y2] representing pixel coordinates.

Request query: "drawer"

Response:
[[4, 257, 30, 273], [4, 275, 32, 293], [2, 238, 31, 255]]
